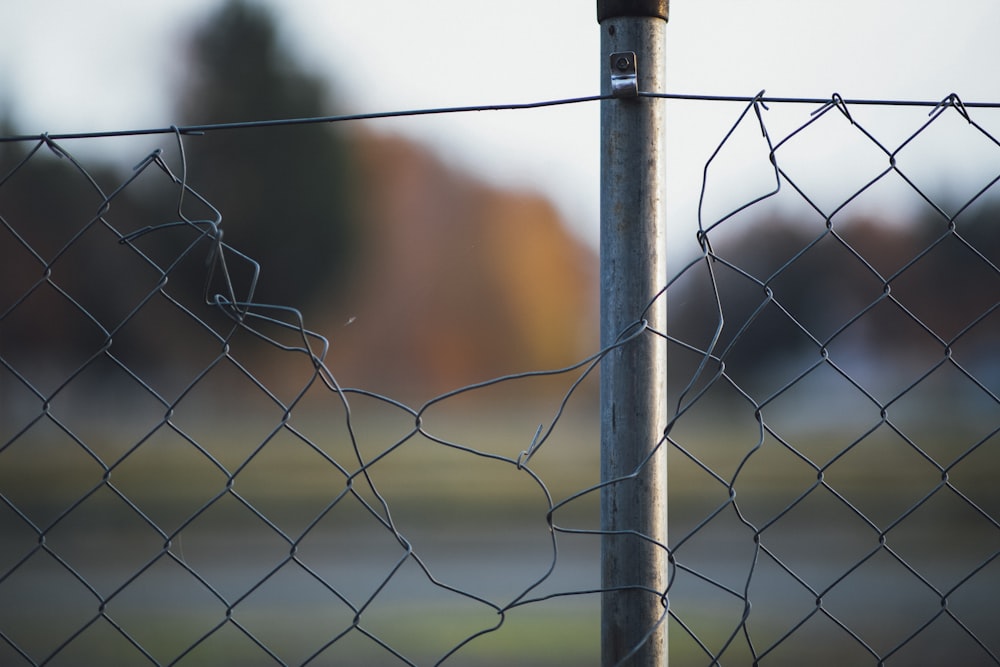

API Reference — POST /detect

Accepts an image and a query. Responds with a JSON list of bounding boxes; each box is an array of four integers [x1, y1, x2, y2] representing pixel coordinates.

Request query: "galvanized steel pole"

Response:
[[597, 1, 668, 665]]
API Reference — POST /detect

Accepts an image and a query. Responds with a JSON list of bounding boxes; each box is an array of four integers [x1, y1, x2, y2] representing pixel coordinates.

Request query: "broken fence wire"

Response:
[[1, 90, 999, 665]]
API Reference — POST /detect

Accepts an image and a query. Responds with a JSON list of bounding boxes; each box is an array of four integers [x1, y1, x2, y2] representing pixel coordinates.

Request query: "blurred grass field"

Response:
[[1, 398, 998, 665]]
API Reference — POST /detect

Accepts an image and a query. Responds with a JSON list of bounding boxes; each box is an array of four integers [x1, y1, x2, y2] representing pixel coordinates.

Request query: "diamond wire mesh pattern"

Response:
[[0, 92, 998, 666], [663, 93, 1000, 665], [0, 132, 606, 667]]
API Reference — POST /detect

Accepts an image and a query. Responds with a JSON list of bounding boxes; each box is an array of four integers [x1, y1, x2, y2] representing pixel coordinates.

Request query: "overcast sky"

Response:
[[2, 1, 999, 253]]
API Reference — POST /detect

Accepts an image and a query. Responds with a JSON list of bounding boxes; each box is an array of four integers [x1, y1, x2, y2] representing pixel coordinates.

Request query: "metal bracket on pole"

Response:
[[610, 52, 638, 98]]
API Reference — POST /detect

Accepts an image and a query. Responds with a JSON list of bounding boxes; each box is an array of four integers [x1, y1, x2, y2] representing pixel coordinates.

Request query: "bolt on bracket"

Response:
[[610, 52, 638, 98]]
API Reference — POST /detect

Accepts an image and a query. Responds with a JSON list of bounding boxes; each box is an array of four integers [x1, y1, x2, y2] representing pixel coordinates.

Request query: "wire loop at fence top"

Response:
[[1, 84, 999, 667], [2, 90, 1000, 144]]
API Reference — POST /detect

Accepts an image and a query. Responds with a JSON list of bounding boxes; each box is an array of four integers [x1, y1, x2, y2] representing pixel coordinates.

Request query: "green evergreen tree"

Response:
[[177, 0, 360, 307]]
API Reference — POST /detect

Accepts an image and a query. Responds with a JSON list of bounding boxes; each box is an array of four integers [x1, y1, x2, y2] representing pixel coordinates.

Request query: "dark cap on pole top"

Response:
[[597, 0, 669, 22]]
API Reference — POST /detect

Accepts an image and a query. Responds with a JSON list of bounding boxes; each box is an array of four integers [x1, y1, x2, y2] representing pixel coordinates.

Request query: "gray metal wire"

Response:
[[1, 91, 998, 666], [661, 92, 1000, 665]]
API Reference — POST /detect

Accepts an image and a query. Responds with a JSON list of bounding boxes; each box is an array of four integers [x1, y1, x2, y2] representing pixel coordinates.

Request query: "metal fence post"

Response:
[[597, 1, 669, 665]]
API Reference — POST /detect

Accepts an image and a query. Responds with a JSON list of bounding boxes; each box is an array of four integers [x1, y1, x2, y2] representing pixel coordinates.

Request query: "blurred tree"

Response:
[[176, 0, 361, 308], [666, 201, 1000, 399], [0, 0, 363, 397], [0, 131, 142, 366]]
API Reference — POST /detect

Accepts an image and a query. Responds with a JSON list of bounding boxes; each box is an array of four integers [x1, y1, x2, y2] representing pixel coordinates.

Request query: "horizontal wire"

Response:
[[0, 94, 608, 143], [3, 91, 1000, 144], [641, 91, 1000, 108]]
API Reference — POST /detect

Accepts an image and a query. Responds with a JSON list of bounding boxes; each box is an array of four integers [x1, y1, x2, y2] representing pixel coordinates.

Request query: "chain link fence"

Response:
[[2, 90, 999, 665], [661, 92, 1000, 665]]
